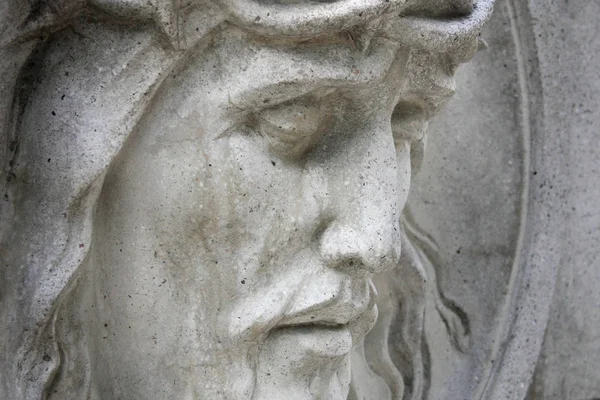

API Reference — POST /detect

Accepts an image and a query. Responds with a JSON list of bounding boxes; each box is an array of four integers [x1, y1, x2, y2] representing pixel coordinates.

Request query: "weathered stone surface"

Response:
[[4, 0, 591, 399], [525, 0, 600, 399]]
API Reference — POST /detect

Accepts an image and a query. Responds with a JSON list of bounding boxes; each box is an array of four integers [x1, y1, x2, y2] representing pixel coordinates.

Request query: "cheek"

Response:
[[199, 135, 300, 236], [395, 140, 412, 210], [191, 135, 312, 286]]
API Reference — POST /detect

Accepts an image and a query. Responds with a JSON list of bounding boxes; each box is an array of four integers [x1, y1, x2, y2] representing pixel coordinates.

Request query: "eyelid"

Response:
[[257, 101, 324, 136], [249, 97, 333, 158]]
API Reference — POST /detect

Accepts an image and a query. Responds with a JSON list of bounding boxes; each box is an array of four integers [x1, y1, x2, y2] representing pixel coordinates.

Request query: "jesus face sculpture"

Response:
[[74, 29, 462, 400], [76, 27, 410, 399], [1, 0, 494, 399]]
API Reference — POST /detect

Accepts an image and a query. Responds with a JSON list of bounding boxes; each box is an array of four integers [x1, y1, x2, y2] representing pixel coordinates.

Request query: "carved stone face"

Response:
[[73, 25, 435, 399]]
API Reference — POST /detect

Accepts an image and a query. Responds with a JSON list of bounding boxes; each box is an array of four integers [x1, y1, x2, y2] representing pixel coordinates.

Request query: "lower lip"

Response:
[[271, 324, 354, 358]]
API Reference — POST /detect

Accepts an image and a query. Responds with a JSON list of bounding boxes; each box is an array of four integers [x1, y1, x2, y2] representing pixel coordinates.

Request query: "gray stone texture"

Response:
[[527, 0, 600, 399], [1, 0, 598, 398]]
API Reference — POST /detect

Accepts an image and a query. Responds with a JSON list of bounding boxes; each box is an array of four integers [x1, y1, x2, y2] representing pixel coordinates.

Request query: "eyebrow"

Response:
[[230, 81, 329, 113], [220, 36, 401, 112]]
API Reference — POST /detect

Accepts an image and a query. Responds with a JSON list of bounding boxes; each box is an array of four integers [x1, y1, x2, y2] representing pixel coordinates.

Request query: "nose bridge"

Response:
[[319, 117, 402, 273]]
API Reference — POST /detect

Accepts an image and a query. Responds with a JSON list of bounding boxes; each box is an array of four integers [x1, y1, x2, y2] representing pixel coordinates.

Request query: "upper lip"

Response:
[[225, 267, 380, 342], [276, 278, 377, 328]]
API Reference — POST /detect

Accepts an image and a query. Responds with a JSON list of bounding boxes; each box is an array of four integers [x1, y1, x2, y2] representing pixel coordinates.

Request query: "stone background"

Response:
[[407, 0, 525, 397], [526, 0, 600, 399], [419, 0, 600, 397]]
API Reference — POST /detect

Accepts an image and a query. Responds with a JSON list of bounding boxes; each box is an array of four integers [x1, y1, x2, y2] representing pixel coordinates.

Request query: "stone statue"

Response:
[[0, 1, 495, 399]]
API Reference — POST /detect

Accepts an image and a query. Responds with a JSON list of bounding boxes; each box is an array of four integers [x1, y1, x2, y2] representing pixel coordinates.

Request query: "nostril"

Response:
[[341, 257, 371, 275], [319, 225, 396, 275]]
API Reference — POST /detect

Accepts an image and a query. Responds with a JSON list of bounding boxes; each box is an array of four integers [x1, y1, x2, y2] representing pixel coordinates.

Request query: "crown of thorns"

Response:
[[220, 0, 493, 54], [5, 0, 493, 60]]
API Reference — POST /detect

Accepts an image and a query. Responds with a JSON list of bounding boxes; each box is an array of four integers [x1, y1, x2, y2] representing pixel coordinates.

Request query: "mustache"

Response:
[[224, 254, 378, 343]]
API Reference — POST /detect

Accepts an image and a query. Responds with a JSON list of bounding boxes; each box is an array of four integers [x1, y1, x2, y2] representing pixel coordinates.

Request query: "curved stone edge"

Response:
[[475, 0, 563, 398]]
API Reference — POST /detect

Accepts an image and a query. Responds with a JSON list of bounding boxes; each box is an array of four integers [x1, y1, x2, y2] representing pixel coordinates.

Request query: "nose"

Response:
[[316, 116, 407, 274]]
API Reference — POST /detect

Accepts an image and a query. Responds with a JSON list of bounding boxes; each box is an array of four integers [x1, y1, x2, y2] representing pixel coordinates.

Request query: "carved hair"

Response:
[[0, 1, 493, 398]]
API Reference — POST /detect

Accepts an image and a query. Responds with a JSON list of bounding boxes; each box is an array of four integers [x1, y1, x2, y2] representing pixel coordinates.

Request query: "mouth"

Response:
[[225, 270, 380, 352], [278, 277, 377, 325], [278, 299, 378, 331], [270, 278, 380, 356], [275, 321, 349, 334], [266, 303, 378, 359]]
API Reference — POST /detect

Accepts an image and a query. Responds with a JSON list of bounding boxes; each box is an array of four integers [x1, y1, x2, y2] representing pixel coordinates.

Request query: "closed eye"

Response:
[[248, 97, 334, 159]]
